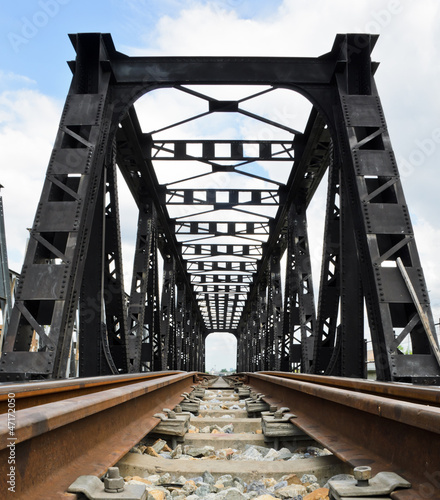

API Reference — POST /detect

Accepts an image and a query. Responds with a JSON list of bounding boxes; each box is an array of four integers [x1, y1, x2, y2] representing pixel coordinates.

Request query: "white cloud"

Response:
[[0, 85, 61, 271], [0, 71, 36, 91]]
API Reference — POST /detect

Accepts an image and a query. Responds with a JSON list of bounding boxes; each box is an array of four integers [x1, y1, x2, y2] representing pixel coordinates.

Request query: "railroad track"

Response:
[[241, 372, 440, 500], [1, 372, 439, 499], [0, 371, 199, 499]]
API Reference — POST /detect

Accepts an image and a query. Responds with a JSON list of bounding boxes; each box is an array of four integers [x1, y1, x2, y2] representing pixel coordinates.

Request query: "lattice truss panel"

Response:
[[0, 33, 439, 383]]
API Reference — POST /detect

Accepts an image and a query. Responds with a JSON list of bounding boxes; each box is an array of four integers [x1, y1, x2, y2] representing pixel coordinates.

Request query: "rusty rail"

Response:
[[245, 372, 440, 500], [0, 371, 198, 499], [0, 370, 187, 413], [262, 371, 440, 406]]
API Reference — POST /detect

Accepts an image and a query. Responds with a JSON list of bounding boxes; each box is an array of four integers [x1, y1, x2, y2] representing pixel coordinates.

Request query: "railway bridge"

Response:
[[1, 32, 439, 383], [0, 32, 440, 499]]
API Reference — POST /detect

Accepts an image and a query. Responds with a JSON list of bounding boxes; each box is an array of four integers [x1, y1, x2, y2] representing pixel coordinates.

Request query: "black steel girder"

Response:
[[0, 33, 438, 385]]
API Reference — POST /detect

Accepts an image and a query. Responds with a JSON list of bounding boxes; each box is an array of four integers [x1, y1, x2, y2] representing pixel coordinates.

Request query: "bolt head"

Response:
[[104, 467, 124, 492], [354, 466, 372, 481]]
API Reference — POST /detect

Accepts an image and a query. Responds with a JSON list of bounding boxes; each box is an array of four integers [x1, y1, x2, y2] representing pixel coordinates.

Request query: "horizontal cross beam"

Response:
[[166, 189, 281, 205], [149, 140, 294, 161], [175, 221, 270, 235], [187, 261, 258, 272], [182, 244, 262, 257]]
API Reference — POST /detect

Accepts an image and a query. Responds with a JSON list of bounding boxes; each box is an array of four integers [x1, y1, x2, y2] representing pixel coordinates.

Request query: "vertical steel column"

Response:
[[160, 254, 176, 370], [236, 324, 245, 372], [314, 157, 342, 375], [102, 155, 129, 373], [258, 280, 268, 370], [79, 167, 108, 376], [280, 268, 292, 372], [285, 203, 317, 373], [187, 312, 196, 371], [246, 312, 255, 371], [196, 320, 204, 372], [175, 282, 185, 370], [282, 218, 301, 372], [334, 34, 440, 382], [190, 316, 199, 371], [200, 333, 206, 373], [182, 294, 192, 371], [0, 33, 114, 380], [127, 202, 157, 372], [268, 251, 283, 370], [340, 150, 365, 378], [79, 153, 128, 377]]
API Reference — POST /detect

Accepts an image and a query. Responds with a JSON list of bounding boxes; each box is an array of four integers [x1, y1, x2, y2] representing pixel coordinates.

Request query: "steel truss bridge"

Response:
[[1, 33, 439, 383]]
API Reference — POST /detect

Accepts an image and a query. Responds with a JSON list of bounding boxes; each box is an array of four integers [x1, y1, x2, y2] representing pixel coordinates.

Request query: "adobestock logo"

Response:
[[7, 0, 71, 54]]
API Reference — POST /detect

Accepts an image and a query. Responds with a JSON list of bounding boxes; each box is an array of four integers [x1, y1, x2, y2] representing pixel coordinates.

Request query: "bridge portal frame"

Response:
[[1, 33, 439, 384]]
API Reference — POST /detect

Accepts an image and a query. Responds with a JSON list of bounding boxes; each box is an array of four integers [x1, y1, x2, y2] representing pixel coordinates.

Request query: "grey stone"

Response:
[[195, 484, 211, 497], [307, 482, 321, 492], [273, 480, 287, 490], [185, 446, 216, 457], [275, 483, 308, 498], [146, 475, 161, 485], [158, 473, 172, 485], [189, 477, 204, 484], [217, 475, 234, 488], [244, 492, 259, 499], [183, 482, 198, 494], [300, 474, 317, 484], [243, 444, 270, 457], [217, 487, 246, 500], [200, 426, 212, 433], [246, 481, 269, 496], [203, 471, 215, 485], [277, 447, 294, 460], [221, 423, 234, 434], [231, 481, 245, 493], [263, 448, 279, 461], [232, 477, 246, 488], [241, 446, 263, 461], [152, 439, 168, 453], [171, 444, 182, 459]]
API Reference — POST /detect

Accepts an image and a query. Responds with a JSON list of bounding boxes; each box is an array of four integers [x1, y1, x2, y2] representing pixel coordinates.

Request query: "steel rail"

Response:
[[0, 371, 197, 499], [244, 372, 440, 500], [259, 371, 440, 407], [0, 370, 187, 413]]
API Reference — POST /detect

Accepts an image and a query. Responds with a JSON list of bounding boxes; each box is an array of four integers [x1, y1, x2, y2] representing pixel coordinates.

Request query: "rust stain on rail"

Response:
[[0, 371, 197, 499], [245, 372, 440, 500], [0, 371, 185, 413]]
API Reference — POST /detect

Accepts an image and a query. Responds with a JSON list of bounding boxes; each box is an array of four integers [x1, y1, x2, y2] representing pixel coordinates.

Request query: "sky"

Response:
[[1, 0, 440, 371]]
